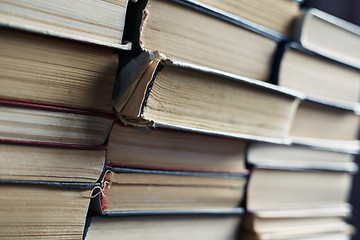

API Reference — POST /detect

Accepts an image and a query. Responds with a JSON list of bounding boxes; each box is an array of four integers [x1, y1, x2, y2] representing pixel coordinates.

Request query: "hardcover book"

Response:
[[92, 167, 247, 215], [239, 205, 354, 240], [0, 100, 114, 146], [107, 123, 248, 173], [194, 0, 301, 37], [113, 51, 300, 143], [85, 213, 243, 240], [125, 0, 282, 81], [0, 181, 98, 239], [272, 42, 360, 106], [0, 27, 118, 113], [0, 143, 105, 182], [0, 0, 131, 49], [293, 8, 360, 69]]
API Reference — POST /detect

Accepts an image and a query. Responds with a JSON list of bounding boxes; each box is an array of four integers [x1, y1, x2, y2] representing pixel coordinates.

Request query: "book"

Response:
[[247, 142, 356, 171], [107, 123, 248, 173], [0, 100, 113, 146], [239, 206, 354, 240], [85, 213, 242, 240], [0, 27, 118, 113], [240, 219, 353, 240], [246, 142, 356, 212], [114, 51, 300, 143], [0, 181, 96, 239], [273, 43, 360, 105], [194, 0, 301, 36], [290, 101, 360, 153], [126, 0, 280, 81], [243, 134, 357, 239], [92, 167, 246, 214], [0, 143, 105, 182], [0, 0, 131, 49], [246, 167, 354, 212], [293, 8, 360, 69]]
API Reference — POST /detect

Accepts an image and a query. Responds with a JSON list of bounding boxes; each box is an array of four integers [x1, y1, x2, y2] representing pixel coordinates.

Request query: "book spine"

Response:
[[122, 0, 148, 54]]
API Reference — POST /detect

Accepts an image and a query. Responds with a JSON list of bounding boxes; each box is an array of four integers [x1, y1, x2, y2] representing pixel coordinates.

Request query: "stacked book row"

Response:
[[0, 0, 359, 239]]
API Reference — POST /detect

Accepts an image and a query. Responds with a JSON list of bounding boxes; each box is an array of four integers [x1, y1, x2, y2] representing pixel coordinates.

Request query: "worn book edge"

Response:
[[124, 0, 288, 54], [90, 166, 247, 215], [113, 51, 360, 154]]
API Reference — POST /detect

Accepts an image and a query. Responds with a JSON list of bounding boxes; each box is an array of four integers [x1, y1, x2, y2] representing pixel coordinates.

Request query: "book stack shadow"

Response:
[[0, 0, 359, 239]]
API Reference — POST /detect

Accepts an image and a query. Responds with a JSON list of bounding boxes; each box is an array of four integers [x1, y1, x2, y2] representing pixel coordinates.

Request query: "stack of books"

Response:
[[0, 0, 126, 238], [238, 9, 360, 239], [0, 0, 359, 239]]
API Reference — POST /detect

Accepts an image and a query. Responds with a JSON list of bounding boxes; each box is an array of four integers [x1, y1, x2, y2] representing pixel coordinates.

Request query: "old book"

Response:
[[0, 27, 118, 113], [293, 8, 360, 69], [0, 182, 95, 239], [240, 231, 353, 240], [92, 167, 246, 214], [246, 167, 353, 212], [0, 143, 105, 182], [247, 142, 356, 171], [114, 52, 300, 143], [0, 100, 113, 146], [0, 0, 130, 49], [290, 101, 360, 153], [239, 206, 354, 240], [195, 0, 300, 36], [85, 214, 242, 240], [273, 43, 360, 105], [240, 219, 353, 240], [245, 142, 357, 239], [127, 0, 280, 81], [107, 123, 248, 173]]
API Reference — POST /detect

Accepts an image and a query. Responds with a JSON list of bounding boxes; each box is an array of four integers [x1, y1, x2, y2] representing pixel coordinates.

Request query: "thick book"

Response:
[[0, 181, 97, 239], [193, 0, 301, 37], [113, 51, 300, 144], [289, 100, 360, 153], [246, 166, 354, 212], [0, 0, 131, 49], [107, 123, 248, 173], [126, 0, 283, 81], [245, 142, 357, 210], [272, 42, 360, 106], [114, 51, 360, 153], [91, 167, 247, 215], [0, 100, 114, 146], [0, 143, 105, 182], [0, 27, 118, 113], [246, 138, 357, 212], [292, 8, 360, 69], [84, 212, 243, 240]]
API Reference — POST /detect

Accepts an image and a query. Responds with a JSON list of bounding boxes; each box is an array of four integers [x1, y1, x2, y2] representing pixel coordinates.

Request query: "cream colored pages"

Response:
[[0, 0, 130, 49]]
